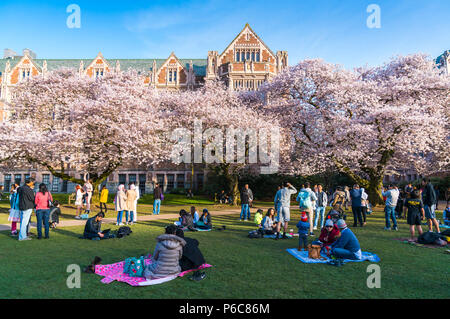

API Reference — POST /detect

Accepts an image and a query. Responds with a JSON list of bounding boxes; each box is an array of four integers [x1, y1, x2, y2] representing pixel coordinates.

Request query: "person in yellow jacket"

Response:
[[254, 209, 263, 228], [99, 185, 109, 214]]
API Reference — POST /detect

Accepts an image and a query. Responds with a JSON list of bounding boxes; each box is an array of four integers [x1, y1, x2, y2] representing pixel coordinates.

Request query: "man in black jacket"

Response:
[[153, 183, 162, 215], [240, 184, 253, 221], [421, 179, 440, 233], [175, 228, 206, 281], [18, 178, 35, 241], [83, 212, 106, 240]]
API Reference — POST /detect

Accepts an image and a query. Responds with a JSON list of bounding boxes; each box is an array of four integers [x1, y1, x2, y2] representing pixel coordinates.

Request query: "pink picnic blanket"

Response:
[[95, 256, 212, 286]]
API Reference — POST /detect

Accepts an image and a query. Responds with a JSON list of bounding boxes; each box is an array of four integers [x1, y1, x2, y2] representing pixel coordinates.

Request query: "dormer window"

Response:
[[94, 68, 105, 79], [168, 69, 177, 84], [20, 68, 31, 81]]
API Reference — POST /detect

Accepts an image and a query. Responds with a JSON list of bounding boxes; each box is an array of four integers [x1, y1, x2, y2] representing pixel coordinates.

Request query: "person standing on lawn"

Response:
[[349, 184, 364, 227], [274, 185, 282, 216], [275, 182, 297, 239], [403, 190, 425, 242], [125, 184, 137, 225], [132, 182, 140, 223], [8, 183, 21, 236], [314, 184, 328, 230], [34, 183, 53, 239], [382, 184, 400, 231], [240, 184, 253, 221], [153, 182, 162, 215], [421, 178, 440, 233], [297, 182, 317, 236], [18, 178, 36, 241], [83, 174, 93, 215], [114, 184, 127, 225], [99, 185, 109, 214]]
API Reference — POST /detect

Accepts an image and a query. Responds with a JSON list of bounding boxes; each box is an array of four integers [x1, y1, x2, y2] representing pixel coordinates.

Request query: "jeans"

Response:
[[314, 206, 326, 228], [332, 248, 361, 260], [100, 202, 107, 213], [153, 199, 161, 215], [385, 205, 397, 228], [125, 211, 134, 222], [240, 204, 250, 220], [352, 206, 363, 226], [117, 210, 124, 224], [19, 209, 33, 240], [36, 209, 50, 238]]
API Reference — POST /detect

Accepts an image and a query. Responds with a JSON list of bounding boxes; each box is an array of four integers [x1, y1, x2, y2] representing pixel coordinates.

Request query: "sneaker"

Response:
[[244, 219, 248, 221], [313, 227, 318, 230], [384, 227, 391, 230], [75, 216, 81, 219], [309, 232, 314, 236], [393, 226, 398, 231], [274, 232, 280, 240], [119, 223, 124, 226]]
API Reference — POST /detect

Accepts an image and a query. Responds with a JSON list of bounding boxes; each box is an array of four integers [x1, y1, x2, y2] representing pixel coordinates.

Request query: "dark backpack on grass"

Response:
[[248, 229, 263, 239], [417, 231, 444, 245], [117, 226, 132, 238]]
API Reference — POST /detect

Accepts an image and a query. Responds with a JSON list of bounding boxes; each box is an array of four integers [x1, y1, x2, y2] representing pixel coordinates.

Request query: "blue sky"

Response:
[[1, 0, 449, 69]]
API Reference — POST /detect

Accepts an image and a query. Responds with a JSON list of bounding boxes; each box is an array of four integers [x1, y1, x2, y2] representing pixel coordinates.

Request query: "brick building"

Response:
[[0, 24, 288, 194]]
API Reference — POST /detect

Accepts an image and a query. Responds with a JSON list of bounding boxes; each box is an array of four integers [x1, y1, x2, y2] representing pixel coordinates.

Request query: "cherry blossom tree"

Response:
[[157, 80, 283, 204], [0, 68, 169, 193], [261, 54, 450, 204]]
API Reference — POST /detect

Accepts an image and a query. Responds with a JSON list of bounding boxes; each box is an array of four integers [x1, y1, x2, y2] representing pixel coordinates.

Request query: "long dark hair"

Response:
[[266, 208, 275, 219], [39, 183, 48, 195]]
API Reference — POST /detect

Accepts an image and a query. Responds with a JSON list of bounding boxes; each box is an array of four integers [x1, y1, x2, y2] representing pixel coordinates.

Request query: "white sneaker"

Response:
[[119, 223, 124, 226], [19, 237, 32, 241], [313, 227, 318, 230]]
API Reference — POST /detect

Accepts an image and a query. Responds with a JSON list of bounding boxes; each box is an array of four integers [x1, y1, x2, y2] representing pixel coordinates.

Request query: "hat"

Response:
[[325, 219, 334, 227], [336, 219, 347, 229], [301, 213, 308, 222], [203, 208, 209, 214]]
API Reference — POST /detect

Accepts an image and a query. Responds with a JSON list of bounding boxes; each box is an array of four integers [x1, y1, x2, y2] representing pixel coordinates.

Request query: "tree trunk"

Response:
[[367, 177, 384, 206]]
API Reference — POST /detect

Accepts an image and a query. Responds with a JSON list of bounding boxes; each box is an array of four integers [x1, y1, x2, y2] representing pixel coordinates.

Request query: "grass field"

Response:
[[0, 203, 448, 299]]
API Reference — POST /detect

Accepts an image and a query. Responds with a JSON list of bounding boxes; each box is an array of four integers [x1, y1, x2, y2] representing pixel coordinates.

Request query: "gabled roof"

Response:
[[219, 23, 276, 59]]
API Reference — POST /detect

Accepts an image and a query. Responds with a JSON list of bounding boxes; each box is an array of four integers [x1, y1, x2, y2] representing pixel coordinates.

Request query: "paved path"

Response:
[[0, 208, 243, 232]]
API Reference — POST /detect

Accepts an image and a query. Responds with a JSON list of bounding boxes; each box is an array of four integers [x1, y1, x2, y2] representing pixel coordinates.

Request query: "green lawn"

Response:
[[0, 206, 448, 299]]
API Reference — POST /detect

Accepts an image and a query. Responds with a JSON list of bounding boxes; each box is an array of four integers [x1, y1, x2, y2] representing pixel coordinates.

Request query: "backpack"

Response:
[[298, 191, 311, 209], [417, 231, 445, 245], [117, 226, 132, 238], [123, 256, 146, 277], [248, 230, 263, 238]]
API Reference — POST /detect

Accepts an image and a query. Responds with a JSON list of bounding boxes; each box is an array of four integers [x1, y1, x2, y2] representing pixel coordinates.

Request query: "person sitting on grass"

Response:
[[443, 202, 450, 226], [318, 219, 341, 255], [49, 200, 62, 229], [144, 225, 186, 279], [195, 209, 212, 230], [403, 190, 425, 242], [261, 208, 279, 235], [175, 228, 206, 281], [190, 206, 200, 225], [297, 212, 309, 251], [83, 212, 110, 240], [254, 209, 263, 228], [330, 219, 362, 260]]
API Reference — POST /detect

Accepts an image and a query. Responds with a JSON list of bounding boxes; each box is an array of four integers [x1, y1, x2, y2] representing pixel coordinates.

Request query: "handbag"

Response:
[[123, 256, 146, 277], [160, 193, 164, 200], [308, 244, 326, 260]]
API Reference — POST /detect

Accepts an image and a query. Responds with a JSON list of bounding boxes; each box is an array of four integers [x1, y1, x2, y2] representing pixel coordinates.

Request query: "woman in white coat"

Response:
[[115, 184, 127, 225]]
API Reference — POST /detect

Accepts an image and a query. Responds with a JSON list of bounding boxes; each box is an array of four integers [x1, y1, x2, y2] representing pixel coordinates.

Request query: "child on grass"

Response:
[[49, 200, 62, 229], [443, 202, 450, 226], [297, 212, 309, 251], [403, 190, 425, 242], [254, 209, 263, 228]]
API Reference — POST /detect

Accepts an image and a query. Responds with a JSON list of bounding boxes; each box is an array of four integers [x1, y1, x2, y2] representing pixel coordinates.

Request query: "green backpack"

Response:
[[123, 256, 146, 277]]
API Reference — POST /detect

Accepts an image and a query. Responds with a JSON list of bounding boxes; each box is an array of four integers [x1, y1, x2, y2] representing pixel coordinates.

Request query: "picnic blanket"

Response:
[[286, 248, 380, 264], [439, 224, 450, 229], [393, 238, 448, 249], [264, 233, 293, 239], [95, 256, 212, 286], [194, 228, 212, 232]]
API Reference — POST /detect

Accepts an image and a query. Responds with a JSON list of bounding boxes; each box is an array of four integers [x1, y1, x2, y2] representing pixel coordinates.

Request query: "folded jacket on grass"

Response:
[[95, 256, 212, 286], [286, 248, 380, 264]]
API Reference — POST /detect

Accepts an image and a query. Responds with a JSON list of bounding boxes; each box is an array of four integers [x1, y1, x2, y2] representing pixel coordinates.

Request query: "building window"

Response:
[[42, 174, 50, 189], [119, 174, 127, 185], [256, 51, 260, 62], [236, 50, 240, 62], [4, 174, 11, 191], [176, 174, 185, 189], [251, 51, 255, 61], [14, 174, 22, 186], [128, 174, 137, 185], [157, 174, 165, 189], [196, 174, 204, 191], [139, 174, 146, 194], [51, 177, 60, 192], [167, 174, 174, 191]]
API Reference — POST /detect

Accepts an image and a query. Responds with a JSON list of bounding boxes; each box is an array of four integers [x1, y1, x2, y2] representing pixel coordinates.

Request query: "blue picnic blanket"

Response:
[[194, 228, 212, 232], [439, 224, 450, 229], [264, 233, 293, 239], [286, 248, 380, 264]]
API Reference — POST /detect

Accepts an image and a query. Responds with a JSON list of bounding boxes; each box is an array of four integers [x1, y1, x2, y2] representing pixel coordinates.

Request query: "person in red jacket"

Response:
[[318, 219, 341, 256]]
